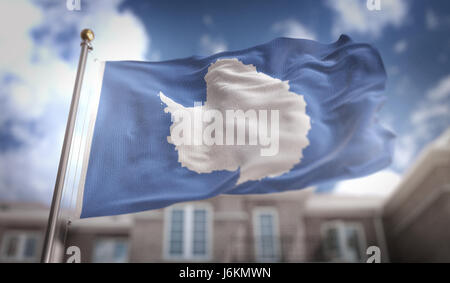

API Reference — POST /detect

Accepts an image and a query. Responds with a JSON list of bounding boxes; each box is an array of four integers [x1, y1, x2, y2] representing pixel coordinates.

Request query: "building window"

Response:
[[192, 209, 207, 256], [165, 204, 212, 260], [321, 221, 366, 262], [253, 208, 280, 262], [92, 238, 129, 263], [0, 231, 41, 262]]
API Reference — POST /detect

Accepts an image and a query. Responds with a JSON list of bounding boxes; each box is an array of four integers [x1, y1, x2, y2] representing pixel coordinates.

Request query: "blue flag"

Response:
[[77, 35, 394, 218]]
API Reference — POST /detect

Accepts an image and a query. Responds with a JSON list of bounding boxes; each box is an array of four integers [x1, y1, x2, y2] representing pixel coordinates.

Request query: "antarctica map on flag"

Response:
[[160, 58, 311, 185]]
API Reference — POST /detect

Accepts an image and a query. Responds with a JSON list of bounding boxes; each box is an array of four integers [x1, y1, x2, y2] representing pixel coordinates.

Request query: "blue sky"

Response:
[[0, 0, 449, 203]]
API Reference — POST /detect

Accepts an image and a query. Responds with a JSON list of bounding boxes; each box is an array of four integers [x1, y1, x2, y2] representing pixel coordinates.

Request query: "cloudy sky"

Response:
[[0, 0, 449, 204]]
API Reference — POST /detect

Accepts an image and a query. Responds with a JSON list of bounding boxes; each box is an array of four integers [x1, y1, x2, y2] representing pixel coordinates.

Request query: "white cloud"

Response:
[[393, 39, 407, 54], [392, 134, 417, 169], [411, 104, 450, 125], [199, 34, 228, 55], [31, 0, 150, 62], [0, 0, 150, 203], [326, 0, 408, 38], [406, 74, 450, 151], [412, 74, 450, 128], [202, 14, 214, 28], [426, 9, 439, 30], [0, 1, 43, 75], [426, 74, 450, 101], [334, 170, 401, 197], [271, 19, 316, 40]]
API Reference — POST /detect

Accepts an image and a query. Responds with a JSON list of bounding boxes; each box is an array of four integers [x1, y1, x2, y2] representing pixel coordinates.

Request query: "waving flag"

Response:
[[76, 35, 394, 218]]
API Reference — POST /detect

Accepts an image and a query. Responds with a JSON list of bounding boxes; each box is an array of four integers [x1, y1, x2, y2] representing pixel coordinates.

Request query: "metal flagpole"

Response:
[[41, 29, 95, 263]]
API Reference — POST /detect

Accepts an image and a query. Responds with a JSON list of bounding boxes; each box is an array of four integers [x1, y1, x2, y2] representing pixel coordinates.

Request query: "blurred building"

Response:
[[383, 128, 450, 262], [0, 128, 449, 263]]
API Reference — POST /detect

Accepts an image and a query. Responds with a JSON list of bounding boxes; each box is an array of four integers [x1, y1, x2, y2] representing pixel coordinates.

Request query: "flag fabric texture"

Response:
[[77, 35, 394, 218]]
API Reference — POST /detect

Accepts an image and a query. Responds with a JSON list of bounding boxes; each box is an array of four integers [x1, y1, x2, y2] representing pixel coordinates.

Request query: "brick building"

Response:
[[0, 128, 449, 263]]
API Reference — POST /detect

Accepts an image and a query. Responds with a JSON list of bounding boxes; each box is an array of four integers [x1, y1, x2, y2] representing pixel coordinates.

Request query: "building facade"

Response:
[[0, 128, 449, 263]]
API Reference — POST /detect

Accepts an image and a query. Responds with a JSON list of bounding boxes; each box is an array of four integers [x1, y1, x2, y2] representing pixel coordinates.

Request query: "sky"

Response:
[[0, 0, 449, 204]]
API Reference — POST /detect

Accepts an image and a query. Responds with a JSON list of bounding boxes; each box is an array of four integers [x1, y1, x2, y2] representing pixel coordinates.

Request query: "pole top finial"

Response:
[[81, 29, 95, 42]]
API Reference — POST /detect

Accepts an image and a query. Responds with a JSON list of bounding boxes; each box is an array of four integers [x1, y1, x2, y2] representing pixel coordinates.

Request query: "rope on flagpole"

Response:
[[41, 29, 94, 263]]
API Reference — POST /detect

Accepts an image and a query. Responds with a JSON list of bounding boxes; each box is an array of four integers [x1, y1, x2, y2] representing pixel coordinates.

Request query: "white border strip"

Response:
[[74, 60, 106, 219]]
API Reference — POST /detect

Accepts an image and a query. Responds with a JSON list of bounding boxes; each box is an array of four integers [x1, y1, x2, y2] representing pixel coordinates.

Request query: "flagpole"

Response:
[[41, 29, 94, 263]]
